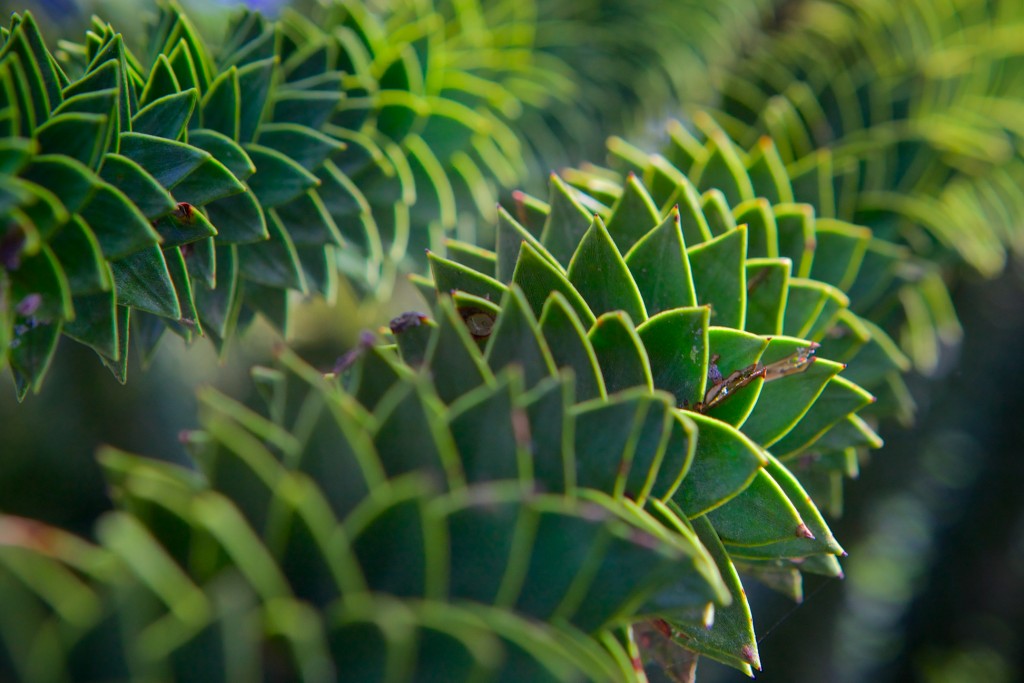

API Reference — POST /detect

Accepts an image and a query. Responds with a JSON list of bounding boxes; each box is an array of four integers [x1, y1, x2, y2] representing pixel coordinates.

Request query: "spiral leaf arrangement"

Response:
[[0, 2, 566, 397], [0, 7, 355, 396], [2, 0, 1019, 681], [694, 0, 1024, 371], [0, 127, 888, 681]]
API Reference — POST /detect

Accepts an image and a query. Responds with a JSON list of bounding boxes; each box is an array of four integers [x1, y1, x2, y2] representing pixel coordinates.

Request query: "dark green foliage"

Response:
[[694, 0, 1024, 372], [567, 120, 913, 425], [0, 334, 734, 681], [0, 8, 354, 395], [419, 169, 887, 672], [4, 1, 1022, 682], [0, 2, 571, 396]]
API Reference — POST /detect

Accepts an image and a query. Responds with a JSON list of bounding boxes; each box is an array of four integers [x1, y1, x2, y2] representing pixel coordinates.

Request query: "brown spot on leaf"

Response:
[[175, 202, 195, 223], [652, 618, 673, 638], [459, 307, 496, 339], [746, 267, 770, 293]]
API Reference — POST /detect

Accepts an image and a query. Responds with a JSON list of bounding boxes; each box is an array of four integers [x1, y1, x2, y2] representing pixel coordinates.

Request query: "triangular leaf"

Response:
[[605, 173, 660, 253], [688, 226, 747, 329], [636, 307, 710, 409], [672, 412, 767, 517], [540, 175, 593, 267], [485, 286, 557, 389], [110, 245, 181, 319], [512, 240, 595, 328], [588, 311, 652, 394], [624, 207, 697, 315], [567, 216, 647, 323], [539, 292, 605, 401]]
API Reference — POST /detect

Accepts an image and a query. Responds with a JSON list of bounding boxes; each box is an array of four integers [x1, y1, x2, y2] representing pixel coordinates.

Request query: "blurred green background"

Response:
[[2, 1, 1023, 681]]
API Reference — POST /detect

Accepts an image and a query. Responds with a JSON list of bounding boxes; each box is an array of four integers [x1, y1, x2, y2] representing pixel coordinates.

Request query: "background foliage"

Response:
[[2, 0, 1024, 681]]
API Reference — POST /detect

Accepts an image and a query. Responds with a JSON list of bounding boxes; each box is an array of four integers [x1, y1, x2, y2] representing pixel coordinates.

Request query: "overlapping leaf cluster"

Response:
[[5, 1, 1007, 681], [0, 7, 359, 397], [701, 0, 1024, 370], [0, 252, 868, 683], [0, 338, 733, 681], [280, 0, 571, 273], [0, 149, 893, 681], [0, 2, 567, 397], [559, 113, 916, 424], [413, 163, 891, 673]]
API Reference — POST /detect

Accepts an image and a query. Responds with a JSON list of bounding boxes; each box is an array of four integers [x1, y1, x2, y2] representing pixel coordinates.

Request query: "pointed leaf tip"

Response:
[[741, 644, 761, 670]]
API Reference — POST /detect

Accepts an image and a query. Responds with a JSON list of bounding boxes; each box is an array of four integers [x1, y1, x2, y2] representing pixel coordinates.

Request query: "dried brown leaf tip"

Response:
[[741, 644, 761, 669], [511, 407, 531, 448], [795, 523, 815, 539], [389, 311, 429, 334], [0, 516, 62, 554]]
